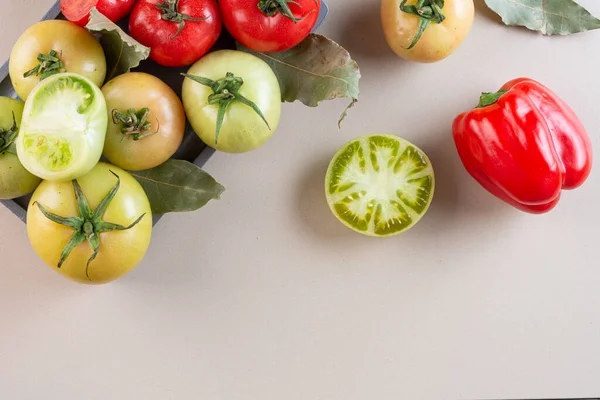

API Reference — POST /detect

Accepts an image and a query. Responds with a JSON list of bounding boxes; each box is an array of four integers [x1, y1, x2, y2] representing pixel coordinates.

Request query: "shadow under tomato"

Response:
[[294, 135, 461, 242], [339, 1, 398, 60], [388, 128, 462, 239], [294, 155, 367, 242]]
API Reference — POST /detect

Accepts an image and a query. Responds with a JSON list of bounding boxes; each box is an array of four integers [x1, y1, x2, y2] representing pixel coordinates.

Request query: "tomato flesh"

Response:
[[61, 0, 99, 25], [61, 0, 137, 26], [17, 73, 108, 182], [325, 134, 435, 237]]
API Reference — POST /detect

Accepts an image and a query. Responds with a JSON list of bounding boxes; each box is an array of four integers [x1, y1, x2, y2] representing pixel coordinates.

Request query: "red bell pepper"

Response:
[[452, 78, 593, 214]]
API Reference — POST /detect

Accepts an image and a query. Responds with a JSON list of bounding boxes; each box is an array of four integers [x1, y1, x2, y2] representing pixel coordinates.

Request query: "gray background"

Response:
[[1, 0, 599, 398]]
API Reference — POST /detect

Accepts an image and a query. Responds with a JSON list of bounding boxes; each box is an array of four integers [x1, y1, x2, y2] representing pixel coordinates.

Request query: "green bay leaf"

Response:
[[485, 0, 600, 35], [238, 34, 361, 127], [86, 8, 150, 81], [129, 159, 225, 215]]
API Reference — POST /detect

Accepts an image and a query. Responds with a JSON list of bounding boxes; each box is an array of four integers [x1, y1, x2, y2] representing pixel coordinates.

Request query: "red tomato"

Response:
[[129, 0, 222, 67], [219, 0, 321, 53], [61, 0, 136, 26]]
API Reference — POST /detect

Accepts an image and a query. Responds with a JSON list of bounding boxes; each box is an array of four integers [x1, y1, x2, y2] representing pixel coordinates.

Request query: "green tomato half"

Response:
[[182, 50, 282, 154], [17, 73, 108, 182], [325, 134, 435, 237], [0, 97, 41, 199]]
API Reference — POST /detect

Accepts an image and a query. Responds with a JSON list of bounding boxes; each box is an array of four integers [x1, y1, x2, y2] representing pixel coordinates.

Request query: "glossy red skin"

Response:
[[129, 0, 222, 67], [453, 78, 593, 214], [219, 0, 320, 53], [61, 0, 136, 26]]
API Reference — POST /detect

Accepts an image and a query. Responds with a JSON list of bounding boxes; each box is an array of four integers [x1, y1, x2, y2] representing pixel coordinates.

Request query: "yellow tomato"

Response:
[[9, 20, 106, 100], [381, 0, 474, 63], [27, 163, 152, 284]]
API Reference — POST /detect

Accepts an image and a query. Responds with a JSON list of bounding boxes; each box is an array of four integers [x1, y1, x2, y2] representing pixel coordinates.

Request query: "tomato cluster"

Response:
[[60, 0, 321, 66], [1, 0, 323, 284]]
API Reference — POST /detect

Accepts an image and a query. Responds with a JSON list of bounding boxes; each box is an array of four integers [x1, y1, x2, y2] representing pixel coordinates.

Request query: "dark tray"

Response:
[[1, 0, 329, 225]]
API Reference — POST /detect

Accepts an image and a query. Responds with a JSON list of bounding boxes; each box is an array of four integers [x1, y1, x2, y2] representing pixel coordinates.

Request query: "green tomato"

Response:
[[17, 73, 108, 182], [325, 134, 435, 237], [0, 97, 41, 199], [182, 50, 281, 154]]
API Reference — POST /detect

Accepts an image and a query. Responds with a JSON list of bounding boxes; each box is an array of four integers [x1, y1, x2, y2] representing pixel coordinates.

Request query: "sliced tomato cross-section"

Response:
[[325, 134, 435, 237]]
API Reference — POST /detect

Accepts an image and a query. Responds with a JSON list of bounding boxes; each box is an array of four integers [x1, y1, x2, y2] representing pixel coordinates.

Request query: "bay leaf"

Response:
[[86, 8, 150, 81], [485, 0, 600, 35], [238, 34, 361, 127], [129, 159, 225, 215]]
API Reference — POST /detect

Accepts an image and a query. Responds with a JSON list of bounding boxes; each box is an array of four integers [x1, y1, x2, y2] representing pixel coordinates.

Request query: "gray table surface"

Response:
[[1, 0, 599, 399]]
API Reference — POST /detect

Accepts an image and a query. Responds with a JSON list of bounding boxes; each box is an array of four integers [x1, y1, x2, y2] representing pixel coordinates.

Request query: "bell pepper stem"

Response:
[[478, 89, 509, 108]]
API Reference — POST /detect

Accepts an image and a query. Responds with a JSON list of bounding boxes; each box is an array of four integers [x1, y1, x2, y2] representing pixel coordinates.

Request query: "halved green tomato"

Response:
[[17, 73, 108, 182], [325, 134, 435, 237]]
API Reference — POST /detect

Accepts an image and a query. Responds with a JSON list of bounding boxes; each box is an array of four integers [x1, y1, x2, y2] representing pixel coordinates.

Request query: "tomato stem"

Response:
[[0, 112, 19, 155], [33, 171, 146, 281], [112, 108, 160, 141], [156, 0, 209, 39], [477, 89, 509, 108], [181, 72, 271, 145], [399, 0, 445, 50], [257, 0, 314, 23], [23, 50, 66, 80]]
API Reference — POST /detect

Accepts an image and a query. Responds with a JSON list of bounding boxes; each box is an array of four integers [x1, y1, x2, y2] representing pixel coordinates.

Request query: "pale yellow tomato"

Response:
[[9, 20, 106, 100], [27, 163, 152, 284], [381, 0, 474, 63]]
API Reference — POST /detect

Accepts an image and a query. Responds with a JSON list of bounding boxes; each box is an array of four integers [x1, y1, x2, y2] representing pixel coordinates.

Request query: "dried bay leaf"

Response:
[[238, 34, 361, 127], [485, 0, 600, 35], [86, 8, 150, 81], [130, 159, 225, 214]]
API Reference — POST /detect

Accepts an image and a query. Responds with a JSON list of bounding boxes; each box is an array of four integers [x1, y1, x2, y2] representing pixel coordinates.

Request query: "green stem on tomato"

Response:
[[399, 0, 446, 49], [257, 0, 314, 23], [33, 171, 146, 281], [0, 112, 19, 155], [112, 108, 159, 141], [155, 0, 209, 39], [23, 50, 66, 80], [181, 72, 270, 145]]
